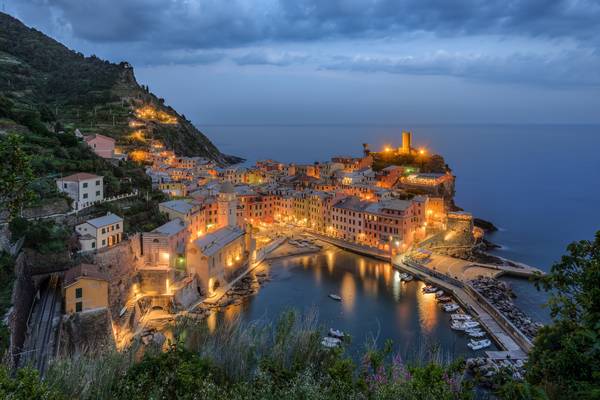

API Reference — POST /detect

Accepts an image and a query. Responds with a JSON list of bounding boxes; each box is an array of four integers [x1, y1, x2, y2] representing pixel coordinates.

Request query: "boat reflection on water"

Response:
[[203, 246, 496, 359]]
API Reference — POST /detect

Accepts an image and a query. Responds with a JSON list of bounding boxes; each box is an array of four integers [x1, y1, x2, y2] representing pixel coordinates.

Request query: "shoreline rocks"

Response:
[[470, 277, 542, 340]]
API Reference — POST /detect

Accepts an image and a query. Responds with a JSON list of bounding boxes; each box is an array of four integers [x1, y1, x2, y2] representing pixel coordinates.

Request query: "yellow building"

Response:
[[63, 264, 109, 314]]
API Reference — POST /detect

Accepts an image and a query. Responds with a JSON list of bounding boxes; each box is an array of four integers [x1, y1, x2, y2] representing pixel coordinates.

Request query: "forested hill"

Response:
[[0, 12, 240, 164]]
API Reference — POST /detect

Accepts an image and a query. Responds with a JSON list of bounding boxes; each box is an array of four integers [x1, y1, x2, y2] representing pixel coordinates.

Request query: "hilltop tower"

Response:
[[401, 131, 412, 154], [362, 143, 370, 156], [218, 182, 237, 228]]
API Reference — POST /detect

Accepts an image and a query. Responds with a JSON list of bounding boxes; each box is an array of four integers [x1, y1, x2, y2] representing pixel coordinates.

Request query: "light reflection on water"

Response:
[[205, 246, 496, 359]]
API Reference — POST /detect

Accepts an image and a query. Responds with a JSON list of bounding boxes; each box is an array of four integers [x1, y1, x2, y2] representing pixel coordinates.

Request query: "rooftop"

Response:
[[59, 172, 101, 182], [152, 218, 186, 236], [84, 213, 123, 228], [84, 133, 115, 143], [64, 264, 108, 288], [333, 196, 371, 212], [159, 199, 196, 214], [192, 226, 245, 257], [366, 199, 413, 213]]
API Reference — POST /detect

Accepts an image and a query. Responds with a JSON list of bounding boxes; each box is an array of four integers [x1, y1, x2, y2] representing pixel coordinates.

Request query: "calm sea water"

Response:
[[200, 124, 600, 333], [210, 247, 497, 359]]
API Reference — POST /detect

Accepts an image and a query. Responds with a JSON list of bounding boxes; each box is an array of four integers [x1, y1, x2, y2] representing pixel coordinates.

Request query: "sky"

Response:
[[6, 0, 600, 124]]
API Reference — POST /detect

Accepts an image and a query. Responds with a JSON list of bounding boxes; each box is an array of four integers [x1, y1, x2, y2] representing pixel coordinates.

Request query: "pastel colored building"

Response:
[[56, 172, 104, 211], [63, 264, 109, 314], [84, 134, 116, 159], [75, 213, 123, 252]]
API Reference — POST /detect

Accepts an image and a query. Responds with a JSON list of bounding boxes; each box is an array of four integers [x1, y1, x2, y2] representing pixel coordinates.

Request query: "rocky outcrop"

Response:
[[58, 307, 115, 357], [470, 277, 543, 340], [474, 218, 498, 232]]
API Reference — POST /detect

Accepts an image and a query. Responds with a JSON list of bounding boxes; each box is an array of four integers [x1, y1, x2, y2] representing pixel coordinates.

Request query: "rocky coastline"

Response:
[[470, 277, 542, 340]]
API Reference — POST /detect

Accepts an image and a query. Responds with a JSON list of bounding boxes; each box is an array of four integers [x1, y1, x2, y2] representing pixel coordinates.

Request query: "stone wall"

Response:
[[93, 238, 140, 319], [7, 252, 35, 367]]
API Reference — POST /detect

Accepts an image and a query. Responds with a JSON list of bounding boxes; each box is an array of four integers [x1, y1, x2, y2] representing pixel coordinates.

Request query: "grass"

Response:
[[22, 309, 472, 399]]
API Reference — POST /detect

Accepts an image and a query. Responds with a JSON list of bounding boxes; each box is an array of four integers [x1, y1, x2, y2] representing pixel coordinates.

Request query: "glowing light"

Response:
[[419, 148, 426, 155]]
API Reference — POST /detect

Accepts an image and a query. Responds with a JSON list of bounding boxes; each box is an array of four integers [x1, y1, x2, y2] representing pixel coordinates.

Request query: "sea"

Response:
[[196, 124, 600, 350]]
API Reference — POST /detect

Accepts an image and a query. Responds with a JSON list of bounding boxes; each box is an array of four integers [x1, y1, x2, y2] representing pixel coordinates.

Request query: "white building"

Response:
[[56, 173, 104, 211], [75, 213, 124, 252]]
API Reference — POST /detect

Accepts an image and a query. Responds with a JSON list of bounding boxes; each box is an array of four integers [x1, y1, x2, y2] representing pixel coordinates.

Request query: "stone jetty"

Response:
[[470, 277, 543, 340]]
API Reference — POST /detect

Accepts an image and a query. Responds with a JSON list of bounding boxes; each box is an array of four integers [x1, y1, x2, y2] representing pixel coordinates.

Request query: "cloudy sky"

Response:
[[6, 0, 600, 124]]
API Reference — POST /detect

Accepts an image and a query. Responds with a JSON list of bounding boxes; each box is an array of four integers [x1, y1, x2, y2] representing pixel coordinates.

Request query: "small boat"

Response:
[[422, 286, 438, 294], [467, 339, 491, 350], [451, 320, 480, 331], [321, 336, 342, 348], [328, 328, 345, 339], [443, 303, 460, 312], [451, 313, 472, 321], [329, 294, 342, 301], [435, 290, 445, 298], [466, 330, 486, 338], [437, 296, 452, 303], [403, 275, 414, 282]]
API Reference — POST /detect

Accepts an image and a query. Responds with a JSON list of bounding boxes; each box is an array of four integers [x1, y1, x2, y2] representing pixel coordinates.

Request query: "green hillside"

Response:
[[0, 11, 240, 164]]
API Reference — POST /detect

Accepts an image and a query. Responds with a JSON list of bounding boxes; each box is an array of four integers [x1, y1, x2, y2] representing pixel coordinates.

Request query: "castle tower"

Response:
[[401, 131, 412, 154], [362, 143, 370, 157], [218, 182, 237, 228]]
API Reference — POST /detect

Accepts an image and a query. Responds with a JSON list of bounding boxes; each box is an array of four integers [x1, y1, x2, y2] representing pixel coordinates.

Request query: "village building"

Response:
[[84, 133, 116, 159], [75, 213, 123, 252], [142, 218, 189, 270], [56, 172, 104, 211], [63, 264, 109, 314]]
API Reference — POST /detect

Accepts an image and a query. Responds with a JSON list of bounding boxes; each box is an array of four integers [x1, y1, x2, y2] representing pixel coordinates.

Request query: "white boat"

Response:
[[451, 321, 480, 331], [328, 328, 345, 339], [466, 330, 486, 338], [422, 286, 438, 293], [399, 273, 414, 281], [435, 290, 445, 298], [467, 339, 491, 350], [321, 337, 342, 348], [462, 321, 481, 329], [443, 303, 460, 312], [450, 313, 472, 321], [329, 294, 342, 301]]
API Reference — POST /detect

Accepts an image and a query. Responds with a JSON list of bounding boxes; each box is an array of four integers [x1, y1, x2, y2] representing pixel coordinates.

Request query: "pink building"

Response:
[[84, 134, 116, 159]]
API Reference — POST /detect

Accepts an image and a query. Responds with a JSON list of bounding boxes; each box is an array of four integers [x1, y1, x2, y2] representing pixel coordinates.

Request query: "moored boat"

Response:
[[436, 296, 452, 303], [466, 329, 486, 338], [321, 336, 342, 348], [467, 339, 491, 350], [435, 290, 445, 298], [422, 286, 438, 293], [443, 303, 460, 312], [450, 313, 472, 321], [328, 328, 345, 339]]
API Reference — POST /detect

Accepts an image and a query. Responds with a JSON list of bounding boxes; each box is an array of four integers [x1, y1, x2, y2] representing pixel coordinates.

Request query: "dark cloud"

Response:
[[10, 0, 600, 49], [321, 49, 600, 87], [232, 51, 309, 66]]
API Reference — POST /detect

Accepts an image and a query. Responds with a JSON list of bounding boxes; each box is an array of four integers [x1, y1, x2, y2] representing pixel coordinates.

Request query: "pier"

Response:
[[395, 257, 530, 358]]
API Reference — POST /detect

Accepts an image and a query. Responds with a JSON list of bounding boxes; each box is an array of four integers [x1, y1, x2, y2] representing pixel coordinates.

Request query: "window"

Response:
[[75, 288, 83, 298], [75, 302, 82, 312], [63, 183, 67, 189], [102, 239, 106, 246], [83, 193, 88, 199], [91, 241, 96, 248], [83, 182, 88, 188], [102, 228, 106, 234], [96, 180, 100, 186]]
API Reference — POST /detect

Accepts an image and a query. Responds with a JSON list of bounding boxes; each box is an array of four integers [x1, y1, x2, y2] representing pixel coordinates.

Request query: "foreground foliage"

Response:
[[526, 231, 600, 399]]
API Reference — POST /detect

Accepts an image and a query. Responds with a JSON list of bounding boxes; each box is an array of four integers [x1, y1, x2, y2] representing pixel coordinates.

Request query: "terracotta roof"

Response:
[[60, 172, 101, 182], [64, 264, 108, 288], [84, 133, 115, 143]]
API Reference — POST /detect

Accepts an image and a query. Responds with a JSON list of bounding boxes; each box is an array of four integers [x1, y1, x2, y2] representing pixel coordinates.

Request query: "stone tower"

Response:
[[401, 131, 412, 154], [218, 182, 237, 228]]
